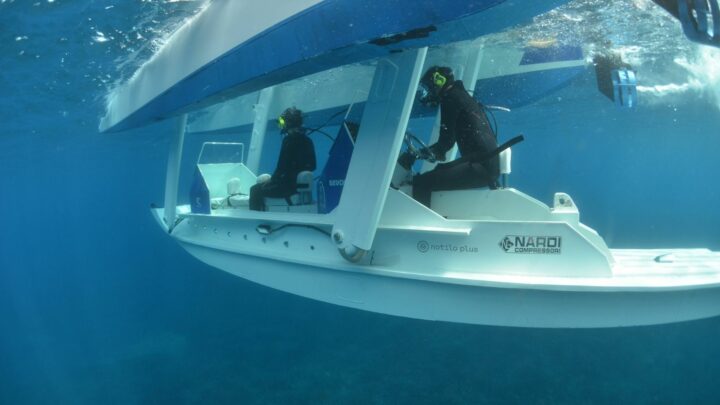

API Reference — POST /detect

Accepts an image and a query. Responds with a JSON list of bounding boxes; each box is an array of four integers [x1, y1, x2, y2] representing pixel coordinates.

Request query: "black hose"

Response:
[[263, 223, 332, 238], [304, 108, 349, 142]]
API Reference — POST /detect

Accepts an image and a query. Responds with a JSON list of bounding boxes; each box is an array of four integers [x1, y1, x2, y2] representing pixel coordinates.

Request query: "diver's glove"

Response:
[[421, 144, 445, 163], [418, 148, 437, 163]]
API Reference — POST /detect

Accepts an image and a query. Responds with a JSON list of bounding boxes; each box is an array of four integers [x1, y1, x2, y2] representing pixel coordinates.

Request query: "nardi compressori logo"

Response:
[[499, 235, 562, 254]]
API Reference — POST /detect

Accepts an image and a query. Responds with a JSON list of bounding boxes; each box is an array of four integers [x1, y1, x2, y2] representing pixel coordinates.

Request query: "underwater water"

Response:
[[2, 0, 720, 403]]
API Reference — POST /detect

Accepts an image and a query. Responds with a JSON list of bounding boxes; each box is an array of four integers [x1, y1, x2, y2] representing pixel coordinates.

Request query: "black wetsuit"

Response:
[[413, 80, 499, 207], [250, 130, 316, 211]]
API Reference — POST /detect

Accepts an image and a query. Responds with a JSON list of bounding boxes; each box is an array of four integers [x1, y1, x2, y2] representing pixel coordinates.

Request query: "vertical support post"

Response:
[[164, 114, 187, 230], [246, 86, 276, 173], [421, 45, 485, 171], [462, 46, 485, 94], [332, 48, 427, 258]]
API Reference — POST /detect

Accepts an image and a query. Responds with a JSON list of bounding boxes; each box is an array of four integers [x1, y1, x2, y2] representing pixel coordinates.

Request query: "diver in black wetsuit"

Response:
[[401, 66, 499, 208], [249, 107, 316, 211]]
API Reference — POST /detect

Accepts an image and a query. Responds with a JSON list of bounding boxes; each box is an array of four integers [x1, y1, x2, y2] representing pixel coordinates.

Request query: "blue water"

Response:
[[2, 1, 720, 403]]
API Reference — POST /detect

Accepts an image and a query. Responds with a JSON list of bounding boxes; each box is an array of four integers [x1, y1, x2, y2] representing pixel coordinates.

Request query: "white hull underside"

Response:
[[154, 185, 720, 328], [182, 242, 720, 328]]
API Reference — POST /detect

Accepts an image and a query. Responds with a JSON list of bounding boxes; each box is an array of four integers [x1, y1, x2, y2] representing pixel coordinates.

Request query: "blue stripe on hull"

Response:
[[187, 67, 588, 136], [475, 66, 586, 109], [105, 0, 571, 133]]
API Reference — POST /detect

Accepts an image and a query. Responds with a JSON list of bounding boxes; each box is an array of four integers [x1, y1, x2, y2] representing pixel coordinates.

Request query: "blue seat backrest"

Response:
[[316, 122, 356, 214]]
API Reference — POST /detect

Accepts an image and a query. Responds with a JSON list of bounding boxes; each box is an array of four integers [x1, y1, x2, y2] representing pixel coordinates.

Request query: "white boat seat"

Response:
[[225, 177, 250, 206], [228, 194, 249, 207], [210, 177, 250, 209], [256, 173, 272, 184], [210, 194, 250, 209], [294, 171, 314, 205]]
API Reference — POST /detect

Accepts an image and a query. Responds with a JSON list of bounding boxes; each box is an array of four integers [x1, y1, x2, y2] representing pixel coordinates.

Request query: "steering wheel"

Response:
[[403, 132, 435, 162]]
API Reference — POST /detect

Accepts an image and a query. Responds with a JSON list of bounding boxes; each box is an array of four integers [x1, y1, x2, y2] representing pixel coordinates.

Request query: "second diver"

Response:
[[400, 66, 500, 208]]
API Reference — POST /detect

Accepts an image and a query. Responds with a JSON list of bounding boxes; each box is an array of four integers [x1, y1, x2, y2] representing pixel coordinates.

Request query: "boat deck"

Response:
[[442, 248, 720, 291], [611, 248, 720, 280]]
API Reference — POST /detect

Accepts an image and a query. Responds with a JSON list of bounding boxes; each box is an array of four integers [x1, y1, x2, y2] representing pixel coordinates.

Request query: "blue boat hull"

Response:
[[101, 0, 571, 133]]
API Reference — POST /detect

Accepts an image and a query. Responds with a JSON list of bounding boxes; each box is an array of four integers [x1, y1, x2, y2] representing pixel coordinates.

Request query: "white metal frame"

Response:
[[163, 114, 187, 231], [331, 48, 428, 259], [197, 142, 246, 165]]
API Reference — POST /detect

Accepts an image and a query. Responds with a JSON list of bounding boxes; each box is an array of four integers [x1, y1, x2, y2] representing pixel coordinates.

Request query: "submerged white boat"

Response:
[[104, 0, 720, 328]]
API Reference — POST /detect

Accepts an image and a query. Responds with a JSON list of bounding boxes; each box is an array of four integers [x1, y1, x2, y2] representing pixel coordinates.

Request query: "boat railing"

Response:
[[197, 142, 245, 165]]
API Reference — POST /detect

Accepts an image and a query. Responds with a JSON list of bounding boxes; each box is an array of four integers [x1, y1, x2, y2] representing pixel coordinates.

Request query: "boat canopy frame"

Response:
[[160, 49, 430, 261]]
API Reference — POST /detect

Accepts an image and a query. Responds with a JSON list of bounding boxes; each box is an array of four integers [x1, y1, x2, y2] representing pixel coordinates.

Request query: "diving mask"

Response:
[[417, 81, 440, 106]]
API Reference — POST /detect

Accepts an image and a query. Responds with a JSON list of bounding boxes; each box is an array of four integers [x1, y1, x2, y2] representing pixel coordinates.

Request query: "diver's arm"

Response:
[[305, 137, 317, 172], [272, 137, 291, 180], [428, 98, 460, 161]]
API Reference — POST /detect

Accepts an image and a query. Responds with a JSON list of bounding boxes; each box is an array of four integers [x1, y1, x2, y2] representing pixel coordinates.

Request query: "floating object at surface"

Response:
[[653, 0, 720, 48], [594, 53, 638, 109]]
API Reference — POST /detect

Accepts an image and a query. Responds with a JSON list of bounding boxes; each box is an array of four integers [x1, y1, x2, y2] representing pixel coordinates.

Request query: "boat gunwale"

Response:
[[164, 210, 720, 293]]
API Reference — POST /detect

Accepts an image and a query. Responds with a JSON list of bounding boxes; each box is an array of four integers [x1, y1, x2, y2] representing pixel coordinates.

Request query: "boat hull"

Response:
[[180, 241, 720, 328], [101, 0, 572, 133]]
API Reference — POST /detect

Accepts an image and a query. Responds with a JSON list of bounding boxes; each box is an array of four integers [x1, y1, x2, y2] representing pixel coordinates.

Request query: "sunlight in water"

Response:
[[678, 47, 720, 110], [637, 46, 720, 110]]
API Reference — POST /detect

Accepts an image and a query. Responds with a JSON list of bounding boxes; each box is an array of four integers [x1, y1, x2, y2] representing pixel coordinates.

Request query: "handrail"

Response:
[[197, 142, 245, 165]]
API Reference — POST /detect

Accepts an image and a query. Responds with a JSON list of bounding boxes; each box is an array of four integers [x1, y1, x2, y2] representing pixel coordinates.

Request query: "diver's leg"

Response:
[[261, 182, 295, 198], [460, 162, 495, 189], [412, 165, 450, 207], [413, 162, 493, 207], [412, 174, 433, 207], [250, 182, 296, 211], [397, 151, 416, 170], [432, 162, 493, 190], [249, 183, 266, 211]]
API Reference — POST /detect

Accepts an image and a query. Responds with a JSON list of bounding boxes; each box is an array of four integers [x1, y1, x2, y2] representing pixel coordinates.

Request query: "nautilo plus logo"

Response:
[[499, 235, 562, 254], [417, 240, 478, 254]]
